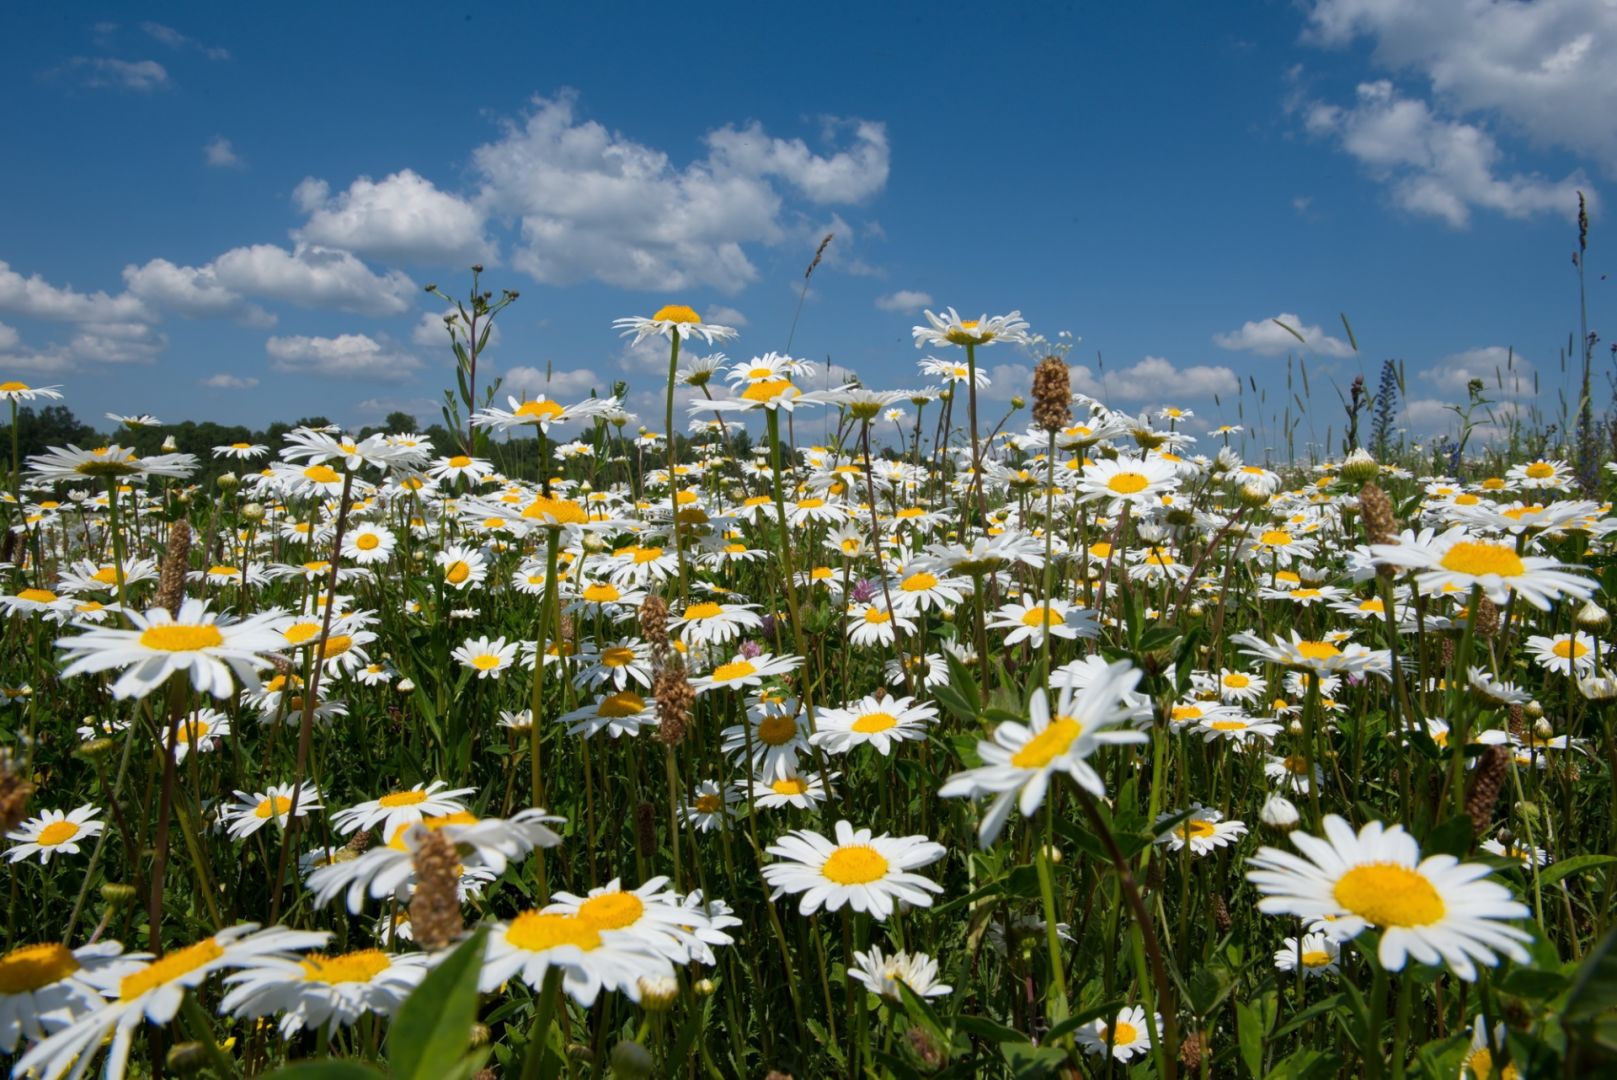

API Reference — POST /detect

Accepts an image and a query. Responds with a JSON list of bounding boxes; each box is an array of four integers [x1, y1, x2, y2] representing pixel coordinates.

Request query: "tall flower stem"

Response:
[[765, 408, 817, 729], [664, 333, 687, 598]]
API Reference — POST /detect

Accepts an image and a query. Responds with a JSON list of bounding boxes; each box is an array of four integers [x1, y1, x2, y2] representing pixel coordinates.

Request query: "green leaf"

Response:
[[1001, 1041, 1067, 1078], [1539, 854, 1617, 888], [1564, 924, 1617, 1023], [1236, 999, 1265, 1078], [1045, 998, 1123, 1043], [1185, 964, 1234, 1016], [1422, 814, 1474, 858], [957, 1014, 1025, 1045], [388, 927, 487, 1080], [264, 1065, 384, 1080], [1498, 967, 1569, 1001]]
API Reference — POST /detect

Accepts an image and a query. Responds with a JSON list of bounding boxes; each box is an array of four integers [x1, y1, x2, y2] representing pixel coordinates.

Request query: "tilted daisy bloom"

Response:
[[226, 784, 323, 840], [544, 877, 715, 964], [912, 308, 1030, 349], [0, 940, 145, 1053], [691, 651, 801, 694], [55, 556, 158, 595], [161, 707, 231, 763], [744, 769, 835, 810], [0, 380, 64, 402], [847, 600, 916, 647], [56, 597, 286, 700], [1524, 632, 1598, 676], [213, 440, 269, 460], [330, 781, 477, 836], [426, 452, 494, 485], [762, 820, 946, 920], [1075, 1004, 1158, 1062], [987, 596, 1099, 648], [668, 598, 763, 647], [5, 805, 104, 864], [471, 392, 622, 435], [27, 443, 197, 483], [917, 355, 989, 387], [1264, 753, 1324, 794], [849, 946, 953, 1000], [721, 696, 809, 779], [340, 522, 397, 565], [573, 638, 654, 692], [679, 781, 737, 833], [435, 543, 489, 591], [1505, 457, 1573, 490], [480, 909, 675, 1006], [940, 661, 1148, 846], [1273, 933, 1340, 979], [1231, 630, 1389, 677], [1370, 526, 1595, 610], [810, 694, 936, 756], [1196, 711, 1283, 745], [1247, 815, 1532, 980], [884, 651, 950, 689], [1155, 804, 1248, 855], [1076, 455, 1180, 512], [1480, 836, 1551, 867], [887, 566, 969, 615], [220, 948, 431, 1037], [613, 304, 738, 347], [560, 690, 658, 739], [1461, 1015, 1522, 1080], [15, 924, 329, 1080], [453, 634, 517, 679]]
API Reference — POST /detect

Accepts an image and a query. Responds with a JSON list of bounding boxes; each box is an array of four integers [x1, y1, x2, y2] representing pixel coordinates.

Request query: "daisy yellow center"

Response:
[[0, 942, 80, 993], [256, 795, 294, 819], [1296, 641, 1339, 660], [598, 692, 646, 718], [1090, 542, 1113, 559], [601, 647, 635, 668], [471, 653, 504, 671], [139, 624, 224, 651], [505, 911, 602, 952], [1177, 820, 1217, 840], [684, 602, 724, 620], [1260, 529, 1293, 546], [445, 561, 471, 584], [17, 588, 56, 603], [321, 634, 354, 659], [896, 507, 925, 519], [524, 496, 587, 524], [851, 712, 897, 733], [1172, 705, 1203, 722], [743, 379, 797, 402], [515, 399, 566, 420], [1209, 719, 1248, 731], [758, 714, 798, 745], [1333, 863, 1446, 927], [1440, 541, 1525, 578], [37, 821, 80, 846], [713, 660, 757, 682], [901, 572, 938, 592], [576, 891, 645, 930], [1011, 717, 1084, 768], [0, 381, 31, 392], [92, 566, 119, 585], [653, 304, 701, 324], [1553, 639, 1588, 659], [583, 583, 622, 603], [301, 950, 391, 984], [120, 938, 223, 1000], [1524, 462, 1554, 478], [1301, 950, 1333, 968], [1108, 1022, 1138, 1045], [864, 608, 892, 625], [771, 778, 809, 796], [448, 455, 472, 468], [378, 790, 429, 808], [822, 845, 889, 885], [1107, 472, 1149, 494], [1021, 606, 1058, 627], [174, 718, 210, 744], [303, 464, 341, 484], [1223, 674, 1250, 688], [283, 622, 322, 645], [355, 533, 380, 550], [695, 793, 723, 813], [633, 547, 664, 564]]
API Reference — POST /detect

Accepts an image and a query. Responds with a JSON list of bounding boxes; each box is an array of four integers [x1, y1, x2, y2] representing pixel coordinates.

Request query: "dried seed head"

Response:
[[1358, 482, 1398, 549], [408, 828, 463, 951], [1179, 1031, 1208, 1071], [154, 518, 192, 616], [0, 753, 35, 834], [639, 595, 670, 657], [1473, 596, 1500, 640], [1465, 745, 1510, 838], [905, 1026, 949, 1069], [653, 665, 695, 747], [1209, 892, 1233, 935]]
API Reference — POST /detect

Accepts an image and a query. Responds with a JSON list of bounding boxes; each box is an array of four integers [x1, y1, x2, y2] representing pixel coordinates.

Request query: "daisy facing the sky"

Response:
[[5, 805, 104, 864], [56, 598, 286, 700], [762, 819, 946, 920]]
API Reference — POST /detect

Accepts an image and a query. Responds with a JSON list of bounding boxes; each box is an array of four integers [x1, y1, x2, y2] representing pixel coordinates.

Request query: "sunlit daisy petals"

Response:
[[56, 598, 287, 700], [762, 820, 946, 920]]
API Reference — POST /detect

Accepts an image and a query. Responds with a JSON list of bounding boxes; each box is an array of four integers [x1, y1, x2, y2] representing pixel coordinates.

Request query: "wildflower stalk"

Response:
[[763, 408, 817, 729], [1035, 810, 1069, 1029], [665, 332, 687, 598]]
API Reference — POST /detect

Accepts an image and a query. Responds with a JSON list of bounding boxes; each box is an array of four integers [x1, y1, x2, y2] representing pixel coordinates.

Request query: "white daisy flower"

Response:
[[0, 940, 144, 1053], [987, 596, 1098, 648], [849, 946, 953, 1000], [5, 805, 104, 864], [330, 781, 477, 836], [762, 820, 945, 920], [220, 948, 431, 1037], [691, 652, 801, 694], [1273, 933, 1339, 978], [453, 634, 516, 679], [56, 598, 287, 700], [544, 877, 714, 965], [613, 305, 738, 347], [1075, 1004, 1157, 1061], [1155, 804, 1248, 855], [225, 783, 323, 840], [810, 694, 936, 756], [679, 781, 737, 833], [1371, 526, 1595, 609], [560, 690, 658, 739]]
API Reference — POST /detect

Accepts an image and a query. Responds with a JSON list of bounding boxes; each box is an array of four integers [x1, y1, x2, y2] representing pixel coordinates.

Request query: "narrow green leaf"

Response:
[[1539, 853, 1617, 888], [388, 927, 488, 1080]]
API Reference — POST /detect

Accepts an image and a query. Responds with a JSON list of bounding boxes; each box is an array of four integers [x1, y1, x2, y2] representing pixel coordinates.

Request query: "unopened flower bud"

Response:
[[161, 435, 179, 453], [1524, 700, 1543, 720], [1340, 447, 1379, 483], [608, 1040, 655, 1079], [1287, 720, 1304, 737], [1260, 794, 1300, 830], [396, 678, 416, 694], [241, 502, 266, 522], [638, 975, 678, 1011], [77, 738, 115, 759], [1532, 718, 1554, 741], [694, 977, 716, 997], [1237, 483, 1268, 507], [216, 472, 239, 492], [1576, 601, 1609, 630], [1040, 844, 1062, 865], [1010, 395, 1026, 410], [165, 1042, 207, 1074], [101, 882, 138, 907]]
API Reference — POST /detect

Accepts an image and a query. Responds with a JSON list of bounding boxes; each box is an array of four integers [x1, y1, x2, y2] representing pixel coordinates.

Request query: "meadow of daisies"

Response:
[[1, 294, 1616, 1080]]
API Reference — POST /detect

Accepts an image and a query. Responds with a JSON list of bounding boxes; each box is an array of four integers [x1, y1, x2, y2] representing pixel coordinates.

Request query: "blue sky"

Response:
[[1, 1, 1611, 454]]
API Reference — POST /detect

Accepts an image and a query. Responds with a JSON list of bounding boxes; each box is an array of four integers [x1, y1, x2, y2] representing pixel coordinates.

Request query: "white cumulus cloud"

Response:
[[1419, 346, 1536, 399], [1214, 313, 1356, 358], [198, 373, 258, 389], [294, 170, 494, 265], [705, 118, 889, 203], [204, 137, 243, 169], [266, 334, 421, 381], [209, 244, 415, 316], [498, 365, 605, 400], [875, 289, 933, 313], [121, 258, 273, 325], [0, 260, 150, 324]]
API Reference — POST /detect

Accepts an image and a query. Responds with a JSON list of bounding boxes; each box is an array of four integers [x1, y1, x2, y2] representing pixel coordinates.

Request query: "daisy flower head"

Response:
[[762, 820, 946, 920], [1155, 804, 1248, 855], [56, 597, 286, 700], [480, 910, 675, 1006], [560, 690, 657, 739], [1076, 455, 1180, 512], [15, 924, 329, 1080], [220, 947, 430, 1037], [453, 634, 517, 679], [341, 522, 397, 565], [1273, 933, 1340, 978], [435, 543, 489, 591], [330, 781, 477, 836], [912, 308, 1030, 349], [213, 440, 269, 460], [691, 651, 801, 694], [849, 946, 953, 1001], [668, 598, 763, 647], [543, 877, 713, 964], [5, 805, 104, 864], [1371, 526, 1595, 610], [918, 355, 989, 387], [1524, 632, 1598, 676], [846, 600, 917, 647], [0, 380, 64, 402], [810, 694, 937, 757], [0, 940, 144, 1053], [1505, 457, 1573, 491], [1231, 629, 1388, 677], [940, 661, 1148, 847], [162, 707, 231, 762], [1075, 1005, 1158, 1062], [226, 783, 323, 840], [680, 780, 737, 833], [471, 392, 622, 435], [1247, 815, 1532, 980], [987, 596, 1098, 648], [613, 304, 738, 347]]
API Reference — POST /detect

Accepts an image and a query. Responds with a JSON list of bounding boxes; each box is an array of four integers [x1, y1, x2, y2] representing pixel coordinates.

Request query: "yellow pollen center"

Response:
[[0, 942, 81, 993], [901, 572, 938, 592], [92, 566, 119, 585], [0, 381, 31, 392], [515, 399, 566, 421], [17, 588, 56, 603], [471, 653, 503, 671], [37, 821, 81, 846], [821, 845, 890, 884], [1223, 674, 1250, 688], [601, 647, 635, 667], [1260, 529, 1293, 546], [301, 950, 391, 984], [1440, 541, 1525, 577], [863, 609, 892, 625], [742, 379, 798, 403], [445, 561, 471, 584], [632, 547, 664, 564], [355, 533, 380, 550], [583, 583, 622, 602], [1108, 1022, 1138, 1045], [652, 304, 701, 324], [695, 793, 723, 813], [1011, 717, 1083, 768], [770, 778, 808, 796], [256, 796, 293, 819], [120, 938, 223, 1000], [1301, 950, 1333, 968], [505, 911, 602, 952], [283, 622, 322, 645], [683, 602, 724, 620], [597, 692, 646, 718], [320, 634, 353, 659], [576, 891, 645, 930], [1524, 462, 1554, 478], [1296, 641, 1340, 660], [757, 714, 798, 745], [851, 712, 898, 733], [1021, 606, 1058, 628], [378, 790, 430, 808], [1107, 472, 1149, 494], [302, 464, 341, 484], [1177, 820, 1218, 840], [139, 624, 224, 651], [1209, 719, 1247, 731], [712, 660, 757, 682], [1552, 639, 1588, 659], [1333, 863, 1446, 927]]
